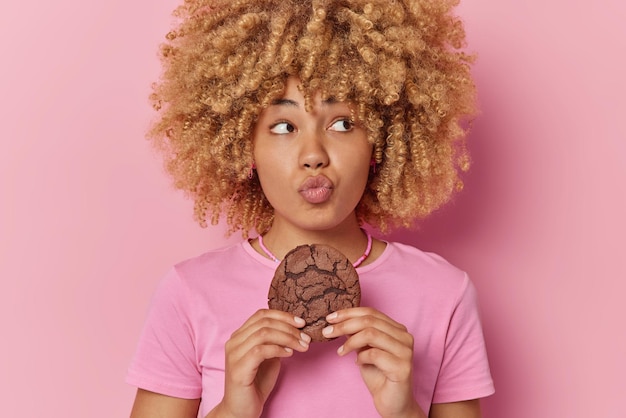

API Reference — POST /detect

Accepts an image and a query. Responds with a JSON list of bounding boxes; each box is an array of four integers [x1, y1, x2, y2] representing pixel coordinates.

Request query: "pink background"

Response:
[[1, 0, 624, 417]]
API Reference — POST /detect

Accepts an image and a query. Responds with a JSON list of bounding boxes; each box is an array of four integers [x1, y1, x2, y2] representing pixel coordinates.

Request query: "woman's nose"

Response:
[[299, 133, 329, 169]]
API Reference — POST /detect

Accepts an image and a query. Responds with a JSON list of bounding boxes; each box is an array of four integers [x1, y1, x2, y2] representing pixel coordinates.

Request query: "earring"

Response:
[[248, 162, 256, 179], [370, 159, 376, 173]]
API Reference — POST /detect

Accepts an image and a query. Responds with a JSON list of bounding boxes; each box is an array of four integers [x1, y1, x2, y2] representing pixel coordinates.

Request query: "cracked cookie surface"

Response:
[[268, 244, 361, 342]]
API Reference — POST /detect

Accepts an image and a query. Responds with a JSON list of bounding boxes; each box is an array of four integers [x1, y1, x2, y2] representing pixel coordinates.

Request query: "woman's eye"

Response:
[[270, 122, 296, 134], [329, 119, 354, 132]]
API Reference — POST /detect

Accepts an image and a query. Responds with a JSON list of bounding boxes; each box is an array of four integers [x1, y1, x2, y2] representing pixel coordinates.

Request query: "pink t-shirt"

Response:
[[127, 241, 494, 417]]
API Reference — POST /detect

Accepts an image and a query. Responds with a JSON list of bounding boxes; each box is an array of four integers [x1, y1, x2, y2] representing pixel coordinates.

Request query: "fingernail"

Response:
[[337, 345, 344, 355], [300, 332, 312, 344], [326, 312, 338, 321], [294, 316, 306, 326], [284, 347, 293, 353], [322, 326, 333, 336]]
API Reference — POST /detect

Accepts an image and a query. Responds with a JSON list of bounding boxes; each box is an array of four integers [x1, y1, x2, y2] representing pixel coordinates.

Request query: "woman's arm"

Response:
[[130, 389, 201, 418], [429, 399, 481, 418]]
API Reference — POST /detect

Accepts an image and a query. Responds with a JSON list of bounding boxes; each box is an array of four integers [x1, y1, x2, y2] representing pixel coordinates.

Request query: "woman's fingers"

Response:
[[235, 309, 306, 340], [323, 308, 413, 351], [232, 323, 311, 354], [336, 326, 413, 356], [229, 309, 310, 353], [224, 309, 311, 388], [321, 307, 414, 381], [326, 307, 407, 332]]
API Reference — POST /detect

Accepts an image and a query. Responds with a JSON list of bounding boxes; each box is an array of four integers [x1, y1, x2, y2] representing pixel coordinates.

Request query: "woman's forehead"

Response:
[[270, 76, 354, 108]]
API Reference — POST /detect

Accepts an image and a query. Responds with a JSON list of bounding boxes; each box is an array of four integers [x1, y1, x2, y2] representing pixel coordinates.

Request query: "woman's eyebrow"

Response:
[[270, 98, 300, 107], [270, 97, 339, 107]]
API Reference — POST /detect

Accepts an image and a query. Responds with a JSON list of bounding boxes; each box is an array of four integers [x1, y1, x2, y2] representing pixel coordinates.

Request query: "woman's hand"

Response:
[[322, 307, 426, 418], [208, 309, 311, 418]]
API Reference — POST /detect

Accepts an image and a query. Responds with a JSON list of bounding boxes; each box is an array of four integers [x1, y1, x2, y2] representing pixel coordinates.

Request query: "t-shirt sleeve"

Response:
[[126, 267, 202, 399], [432, 274, 495, 403]]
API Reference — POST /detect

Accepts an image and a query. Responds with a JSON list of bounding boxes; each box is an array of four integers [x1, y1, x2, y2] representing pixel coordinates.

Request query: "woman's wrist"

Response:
[[382, 401, 427, 418], [204, 401, 238, 418]]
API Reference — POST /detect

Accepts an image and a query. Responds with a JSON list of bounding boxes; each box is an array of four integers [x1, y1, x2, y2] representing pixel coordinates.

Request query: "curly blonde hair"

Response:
[[149, 0, 476, 237]]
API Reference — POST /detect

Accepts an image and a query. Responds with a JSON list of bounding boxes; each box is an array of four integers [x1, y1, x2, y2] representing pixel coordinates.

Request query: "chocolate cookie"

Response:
[[268, 244, 361, 342]]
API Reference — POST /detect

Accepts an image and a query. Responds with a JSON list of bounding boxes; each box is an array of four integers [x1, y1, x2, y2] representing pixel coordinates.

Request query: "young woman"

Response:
[[127, 1, 494, 417]]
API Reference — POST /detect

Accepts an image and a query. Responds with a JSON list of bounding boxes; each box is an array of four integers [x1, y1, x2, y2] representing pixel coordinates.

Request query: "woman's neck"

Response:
[[257, 220, 370, 266]]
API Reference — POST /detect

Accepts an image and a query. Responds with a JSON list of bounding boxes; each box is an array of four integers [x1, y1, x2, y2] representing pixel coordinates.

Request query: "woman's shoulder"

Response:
[[175, 241, 245, 267], [377, 241, 463, 270], [150, 241, 272, 304], [166, 240, 261, 284], [369, 240, 469, 289]]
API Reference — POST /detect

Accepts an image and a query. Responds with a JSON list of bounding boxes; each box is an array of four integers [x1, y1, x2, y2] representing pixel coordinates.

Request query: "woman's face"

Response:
[[252, 77, 373, 234]]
